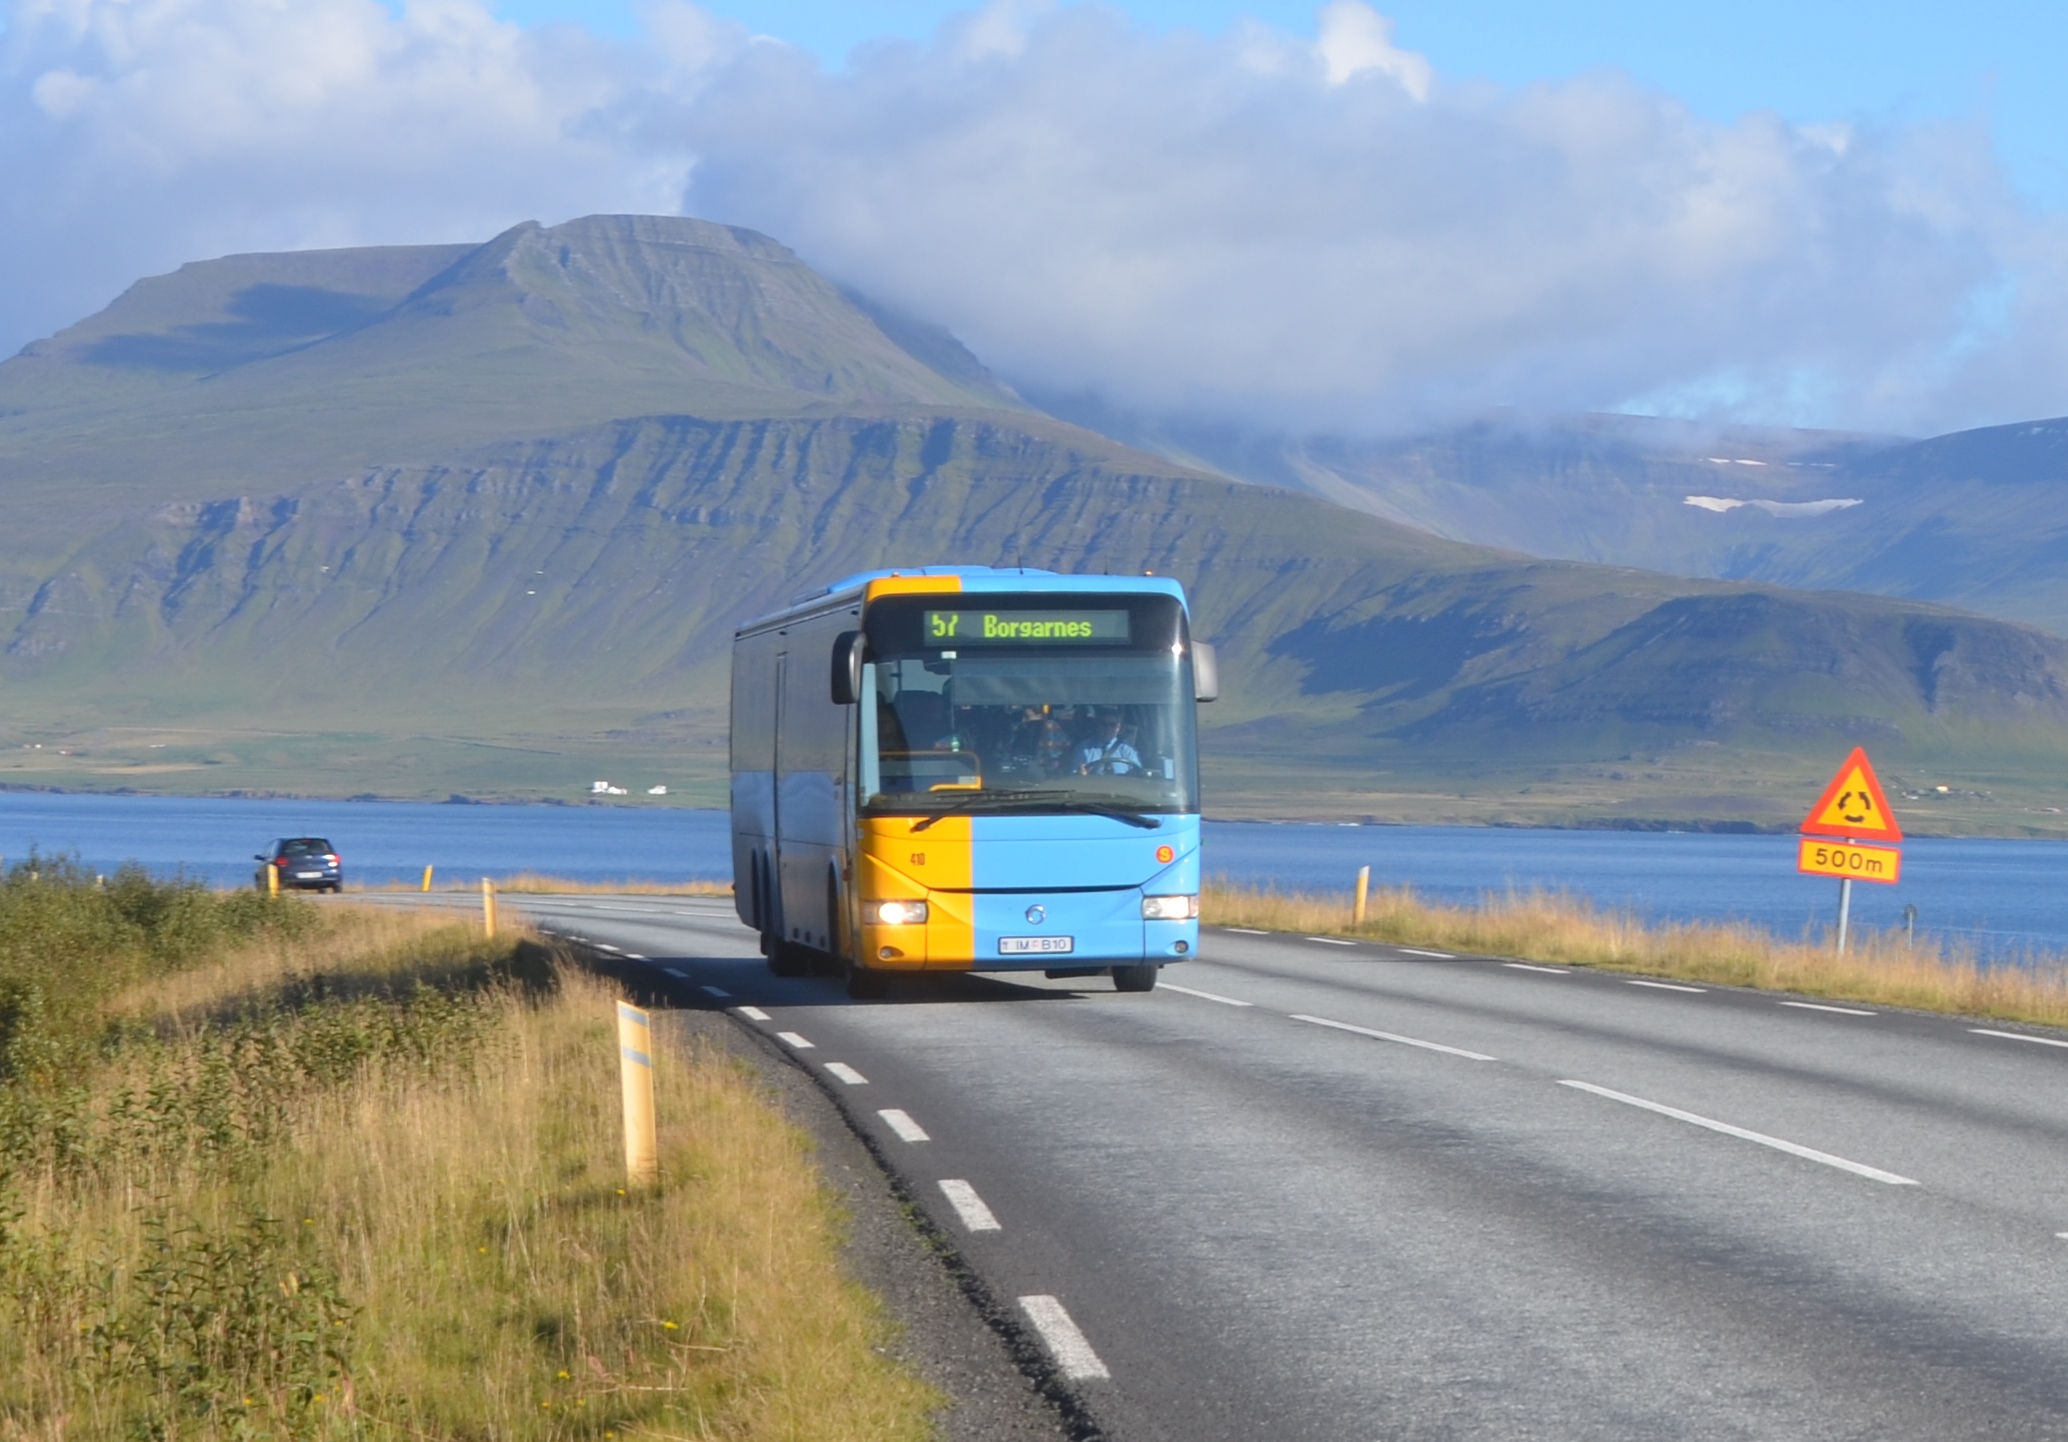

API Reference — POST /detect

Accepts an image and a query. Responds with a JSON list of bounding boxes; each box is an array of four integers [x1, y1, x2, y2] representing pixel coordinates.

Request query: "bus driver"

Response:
[[1077, 711, 1144, 776]]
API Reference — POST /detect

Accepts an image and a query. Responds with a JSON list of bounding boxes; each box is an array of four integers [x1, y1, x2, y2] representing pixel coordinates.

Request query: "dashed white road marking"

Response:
[[1558, 1080, 1917, 1185], [1781, 1001, 1875, 1016], [595, 943, 621, 953], [626, 953, 647, 960], [1398, 948, 1454, 959], [777, 1031, 815, 1049], [1304, 936, 1358, 946], [1290, 1013, 1495, 1061], [736, 1005, 770, 1021], [1161, 982, 1254, 1007], [824, 1062, 869, 1085], [1626, 979, 1706, 993], [1972, 1028, 2068, 1049], [1504, 962, 1570, 974], [878, 1109, 930, 1142], [662, 967, 687, 978], [1018, 1295, 1111, 1380], [938, 1179, 1002, 1232], [699, 983, 729, 997], [1223, 928, 1269, 935]]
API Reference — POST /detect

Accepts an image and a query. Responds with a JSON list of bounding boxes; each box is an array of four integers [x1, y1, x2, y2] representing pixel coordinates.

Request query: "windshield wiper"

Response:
[[910, 789, 1052, 832], [909, 790, 1162, 832]]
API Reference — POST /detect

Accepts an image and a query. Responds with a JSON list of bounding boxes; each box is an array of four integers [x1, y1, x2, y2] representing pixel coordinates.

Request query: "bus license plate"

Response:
[[999, 935, 1074, 955]]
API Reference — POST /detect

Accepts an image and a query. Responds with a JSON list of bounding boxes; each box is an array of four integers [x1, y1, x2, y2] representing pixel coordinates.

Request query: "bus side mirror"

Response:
[[831, 631, 865, 705], [1192, 642, 1219, 702]]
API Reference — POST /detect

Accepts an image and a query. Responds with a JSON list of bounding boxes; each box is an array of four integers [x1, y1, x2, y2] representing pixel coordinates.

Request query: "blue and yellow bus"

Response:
[[731, 567, 1216, 997]]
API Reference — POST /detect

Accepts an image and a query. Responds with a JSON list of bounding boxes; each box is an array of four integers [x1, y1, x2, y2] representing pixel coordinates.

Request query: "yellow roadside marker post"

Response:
[[617, 1002, 659, 1185], [267, 862, 279, 898], [1353, 865, 1371, 927], [481, 877, 497, 937], [421, 864, 434, 893]]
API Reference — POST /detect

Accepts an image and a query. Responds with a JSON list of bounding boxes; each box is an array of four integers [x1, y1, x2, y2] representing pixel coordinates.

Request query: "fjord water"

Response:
[[3, 792, 2064, 959]]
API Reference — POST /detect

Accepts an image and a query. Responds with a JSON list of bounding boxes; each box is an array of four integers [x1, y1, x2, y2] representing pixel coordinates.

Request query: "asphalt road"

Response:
[[394, 892, 2068, 1440]]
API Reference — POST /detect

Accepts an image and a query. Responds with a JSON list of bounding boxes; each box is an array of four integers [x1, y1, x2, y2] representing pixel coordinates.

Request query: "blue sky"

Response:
[[497, 0, 2068, 209]]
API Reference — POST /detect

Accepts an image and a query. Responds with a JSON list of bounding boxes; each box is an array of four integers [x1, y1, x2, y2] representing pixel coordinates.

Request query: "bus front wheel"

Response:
[[1112, 964, 1159, 993], [845, 963, 889, 1000]]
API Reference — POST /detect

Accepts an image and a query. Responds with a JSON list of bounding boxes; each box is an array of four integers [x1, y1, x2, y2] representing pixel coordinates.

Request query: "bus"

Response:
[[731, 567, 1216, 998]]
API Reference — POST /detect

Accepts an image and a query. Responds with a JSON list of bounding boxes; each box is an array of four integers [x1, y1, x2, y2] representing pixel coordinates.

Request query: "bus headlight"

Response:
[[1141, 895, 1199, 920], [868, 900, 929, 926]]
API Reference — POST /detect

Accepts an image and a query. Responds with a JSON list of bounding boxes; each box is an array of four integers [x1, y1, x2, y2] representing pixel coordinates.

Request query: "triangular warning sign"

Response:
[[1801, 747, 1903, 842]]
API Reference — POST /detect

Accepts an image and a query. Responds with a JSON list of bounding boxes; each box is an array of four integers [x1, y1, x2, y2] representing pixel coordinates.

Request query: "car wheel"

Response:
[[1112, 964, 1160, 993]]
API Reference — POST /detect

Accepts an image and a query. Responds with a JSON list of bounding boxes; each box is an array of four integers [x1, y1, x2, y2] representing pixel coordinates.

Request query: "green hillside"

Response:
[[3, 215, 2067, 834]]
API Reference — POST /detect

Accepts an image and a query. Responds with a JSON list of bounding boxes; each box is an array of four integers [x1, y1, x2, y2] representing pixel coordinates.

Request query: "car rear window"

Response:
[[280, 839, 334, 857]]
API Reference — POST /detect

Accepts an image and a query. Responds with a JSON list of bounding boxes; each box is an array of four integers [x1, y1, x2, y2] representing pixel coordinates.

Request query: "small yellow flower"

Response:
[[616, 1188, 626, 1196], [478, 1246, 488, 1253], [662, 1320, 678, 1330], [557, 1370, 570, 1381], [302, 1218, 314, 1225]]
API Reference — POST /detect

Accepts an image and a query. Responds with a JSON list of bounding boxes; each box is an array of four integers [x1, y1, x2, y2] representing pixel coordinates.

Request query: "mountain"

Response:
[[1061, 400, 2068, 639], [3, 215, 2067, 835], [0, 214, 1027, 514]]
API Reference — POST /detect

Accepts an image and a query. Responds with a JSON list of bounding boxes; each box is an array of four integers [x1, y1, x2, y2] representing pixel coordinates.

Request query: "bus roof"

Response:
[[739, 566, 1189, 635]]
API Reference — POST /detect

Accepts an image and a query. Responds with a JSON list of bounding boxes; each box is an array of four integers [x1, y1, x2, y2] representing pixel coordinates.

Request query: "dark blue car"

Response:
[[255, 837, 342, 893]]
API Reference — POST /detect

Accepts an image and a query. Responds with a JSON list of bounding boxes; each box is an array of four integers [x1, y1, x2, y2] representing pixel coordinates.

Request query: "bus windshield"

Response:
[[859, 647, 1199, 818]]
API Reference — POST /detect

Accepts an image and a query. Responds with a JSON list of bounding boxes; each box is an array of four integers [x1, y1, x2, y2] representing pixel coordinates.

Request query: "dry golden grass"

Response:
[[1204, 882, 2068, 1029], [0, 905, 937, 1442]]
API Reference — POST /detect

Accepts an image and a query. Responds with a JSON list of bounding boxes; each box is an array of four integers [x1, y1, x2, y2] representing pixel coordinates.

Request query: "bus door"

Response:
[[770, 652, 787, 937]]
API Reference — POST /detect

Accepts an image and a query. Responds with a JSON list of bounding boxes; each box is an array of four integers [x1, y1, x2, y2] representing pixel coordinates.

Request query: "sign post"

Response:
[[1797, 747, 1903, 953]]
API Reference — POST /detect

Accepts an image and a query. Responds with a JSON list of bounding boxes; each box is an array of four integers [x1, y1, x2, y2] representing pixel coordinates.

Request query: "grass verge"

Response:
[[0, 862, 936, 1441], [1204, 881, 2068, 1029], [368, 876, 732, 896]]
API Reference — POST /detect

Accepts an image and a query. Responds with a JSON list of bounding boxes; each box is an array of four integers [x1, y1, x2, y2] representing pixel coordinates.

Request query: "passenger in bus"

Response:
[[1010, 705, 1076, 775], [1077, 711, 1145, 776]]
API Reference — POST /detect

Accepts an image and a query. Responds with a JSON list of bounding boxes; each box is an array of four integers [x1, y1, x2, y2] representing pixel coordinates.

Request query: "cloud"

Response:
[[0, 0, 703, 348], [674, 3, 2041, 434], [0, 0, 2061, 437]]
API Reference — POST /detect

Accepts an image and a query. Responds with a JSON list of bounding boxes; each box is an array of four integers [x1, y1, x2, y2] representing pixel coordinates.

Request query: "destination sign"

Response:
[[924, 609, 1130, 645], [1797, 838, 1903, 885]]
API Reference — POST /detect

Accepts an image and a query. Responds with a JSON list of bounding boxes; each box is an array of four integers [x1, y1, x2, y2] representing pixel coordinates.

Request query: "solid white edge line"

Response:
[[736, 1005, 770, 1021], [1398, 948, 1454, 958], [1557, 1079, 1917, 1185], [1160, 982, 1254, 1007], [1290, 1013, 1495, 1061], [937, 1179, 1002, 1232], [1504, 962, 1570, 974], [1972, 1028, 2068, 1049], [1305, 936, 1358, 946], [823, 1062, 868, 1085], [776, 1031, 815, 1049], [1780, 1001, 1876, 1016], [1018, 1295, 1111, 1380], [878, 1108, 931, 1142], [1223, 927, 1269, 934], [1626, 979, 1706, 993]]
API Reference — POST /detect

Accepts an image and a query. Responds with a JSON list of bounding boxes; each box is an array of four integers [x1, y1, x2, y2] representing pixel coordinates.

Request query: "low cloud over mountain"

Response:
[[3, 1, 2065, 435]]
